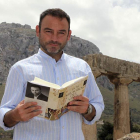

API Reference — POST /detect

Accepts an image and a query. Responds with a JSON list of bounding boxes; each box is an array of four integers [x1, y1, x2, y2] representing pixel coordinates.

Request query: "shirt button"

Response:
[[57, 78, 59, 80], [62, 126, 64, 129]]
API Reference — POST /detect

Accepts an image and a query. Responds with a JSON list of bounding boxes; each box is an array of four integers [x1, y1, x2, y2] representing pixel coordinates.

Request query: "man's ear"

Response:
[[67, 30, 72, 41], [36, 25, 40, 37]]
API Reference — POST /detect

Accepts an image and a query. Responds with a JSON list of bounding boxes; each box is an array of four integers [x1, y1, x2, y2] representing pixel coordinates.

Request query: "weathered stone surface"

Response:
[[82, 122, 97, 140], [84, 54, 140, 81], [0, 22, 32, 29], [113, 83, 130, 140], [117, 133, 140, 140], [83, 54, 140, 140]]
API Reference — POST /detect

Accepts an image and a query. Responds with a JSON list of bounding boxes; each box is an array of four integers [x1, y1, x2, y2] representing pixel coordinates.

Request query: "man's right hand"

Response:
[[4, 100, 42, 127]]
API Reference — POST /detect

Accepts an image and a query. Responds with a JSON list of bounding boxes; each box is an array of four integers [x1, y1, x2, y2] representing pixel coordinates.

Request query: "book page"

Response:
[[64, 76, 88, 106], [24, 97, 48, 118], [56, 88, 66, 109], [47, 88, 63, 109], [62, 76, 88, 88], [31, 77, 61, 89]]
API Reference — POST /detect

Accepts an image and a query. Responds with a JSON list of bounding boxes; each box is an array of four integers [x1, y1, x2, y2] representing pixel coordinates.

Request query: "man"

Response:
[[30, 85, 48, 101], [0, 8, 104, 140]]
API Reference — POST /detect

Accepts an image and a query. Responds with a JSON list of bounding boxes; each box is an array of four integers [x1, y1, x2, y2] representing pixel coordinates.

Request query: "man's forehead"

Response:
[[41, 15, 69, 29], [31, 87, 40, 90]]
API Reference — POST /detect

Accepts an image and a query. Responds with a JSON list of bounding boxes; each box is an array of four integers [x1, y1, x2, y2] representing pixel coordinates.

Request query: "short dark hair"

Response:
[[31, 85, 41, 90], [39, 8, 70, 31]]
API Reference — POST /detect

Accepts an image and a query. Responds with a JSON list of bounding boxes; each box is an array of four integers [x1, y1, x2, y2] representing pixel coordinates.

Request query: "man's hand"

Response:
[[67, 95, 89, 114], [67, 95, 96, 121], [4, 100, 42, 127]]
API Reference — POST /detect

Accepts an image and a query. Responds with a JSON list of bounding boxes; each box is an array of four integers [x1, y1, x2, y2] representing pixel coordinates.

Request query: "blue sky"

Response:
[[0, 0, 140, 63]]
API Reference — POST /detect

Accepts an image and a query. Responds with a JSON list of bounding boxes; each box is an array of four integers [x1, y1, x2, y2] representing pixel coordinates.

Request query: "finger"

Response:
[[68, 101, 89, 114], [68, 105, 82, 113], [19, 100, 24, 105], [69, 100, 85, 106], [28, 109, 42, 118], [21, 110, 42, 122], [25, 105, 42, 114], [17, 102, 41, 117], [22, 102, 38, 109], [73, 96, 89, 102]]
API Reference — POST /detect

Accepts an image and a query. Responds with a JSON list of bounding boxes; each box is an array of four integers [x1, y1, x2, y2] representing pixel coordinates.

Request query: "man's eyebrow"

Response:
[[44, 28, 66, 32], [59, 30, 66, 32], [44, 28, 52, 30]]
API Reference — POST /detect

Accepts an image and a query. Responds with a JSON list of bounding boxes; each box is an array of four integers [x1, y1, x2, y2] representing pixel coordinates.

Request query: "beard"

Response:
[[39, 38, 67, 55]]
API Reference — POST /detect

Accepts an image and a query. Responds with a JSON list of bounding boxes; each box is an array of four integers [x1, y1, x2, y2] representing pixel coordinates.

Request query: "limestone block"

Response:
[[82, 122, 97, 140], [85, 54, 140, 80], [117, 133, 140, 140]]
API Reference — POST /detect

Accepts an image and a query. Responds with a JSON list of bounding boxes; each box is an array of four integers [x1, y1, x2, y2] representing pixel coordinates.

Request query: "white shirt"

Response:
[[0, 49, 104, 140]]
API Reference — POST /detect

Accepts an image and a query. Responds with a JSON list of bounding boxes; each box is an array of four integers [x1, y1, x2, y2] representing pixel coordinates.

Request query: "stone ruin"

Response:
[[82, 54, 140, 140], [118, 133, 140, 140]]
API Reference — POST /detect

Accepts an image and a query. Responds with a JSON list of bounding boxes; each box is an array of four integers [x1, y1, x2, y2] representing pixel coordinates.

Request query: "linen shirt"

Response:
[[0, 49, 104, 140]]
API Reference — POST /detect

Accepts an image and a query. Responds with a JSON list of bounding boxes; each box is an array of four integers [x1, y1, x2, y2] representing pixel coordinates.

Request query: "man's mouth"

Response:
[[47, 41, 61, 46], [49, 43, 59, 46]]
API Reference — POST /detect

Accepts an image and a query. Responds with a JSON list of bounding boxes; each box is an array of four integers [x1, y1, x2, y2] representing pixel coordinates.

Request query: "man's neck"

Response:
[[34, 94, 41, 98]]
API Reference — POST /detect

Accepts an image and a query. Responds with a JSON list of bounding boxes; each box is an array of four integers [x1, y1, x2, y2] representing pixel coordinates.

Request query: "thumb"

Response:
[[19, 100, 24, 105]]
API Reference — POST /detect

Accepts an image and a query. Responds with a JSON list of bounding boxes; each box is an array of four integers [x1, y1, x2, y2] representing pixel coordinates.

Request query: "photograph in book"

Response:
[[24, 75, 88, 120]]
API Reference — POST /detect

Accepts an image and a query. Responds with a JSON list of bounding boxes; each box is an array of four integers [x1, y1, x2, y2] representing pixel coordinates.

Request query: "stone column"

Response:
[[82, 122, 97, 140], [109, 77, 132, 140], [82, 68, 101, 140]]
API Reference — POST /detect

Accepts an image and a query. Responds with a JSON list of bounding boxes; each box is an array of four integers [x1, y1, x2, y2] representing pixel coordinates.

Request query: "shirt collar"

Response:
[[37, 48, 65, 62]]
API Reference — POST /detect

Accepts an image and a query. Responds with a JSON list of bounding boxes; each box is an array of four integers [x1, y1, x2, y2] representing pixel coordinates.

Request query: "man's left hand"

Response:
[[67, 95, 89, 114]]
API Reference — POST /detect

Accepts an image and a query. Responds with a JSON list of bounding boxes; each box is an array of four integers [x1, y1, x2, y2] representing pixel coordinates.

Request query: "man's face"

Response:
[[36, 15, 71, 57], [31, 87, 41, 97]]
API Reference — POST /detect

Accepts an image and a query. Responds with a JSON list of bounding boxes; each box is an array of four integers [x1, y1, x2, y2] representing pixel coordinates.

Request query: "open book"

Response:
[[24, 75, 88, 120]]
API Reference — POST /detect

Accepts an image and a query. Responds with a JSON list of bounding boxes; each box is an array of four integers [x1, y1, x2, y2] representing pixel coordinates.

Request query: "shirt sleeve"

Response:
[[0, 64, 25, 130], [83, 63, 104, 125]]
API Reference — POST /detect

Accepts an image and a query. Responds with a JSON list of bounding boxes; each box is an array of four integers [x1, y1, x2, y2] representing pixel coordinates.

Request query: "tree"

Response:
[[130, 109, 140, 132], [131, 124, 140, 132], [98, 121, 113, 140]]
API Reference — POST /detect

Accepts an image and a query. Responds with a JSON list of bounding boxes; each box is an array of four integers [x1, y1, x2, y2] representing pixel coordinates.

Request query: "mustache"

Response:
[[46, 41, 61, 45]]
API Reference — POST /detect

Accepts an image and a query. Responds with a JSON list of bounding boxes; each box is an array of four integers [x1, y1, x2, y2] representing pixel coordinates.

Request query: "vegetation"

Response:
[[0, 127, 13, 140], [98, 121, 140, 140], [98, 121, 113, 140], [131, 124, 140, 132]]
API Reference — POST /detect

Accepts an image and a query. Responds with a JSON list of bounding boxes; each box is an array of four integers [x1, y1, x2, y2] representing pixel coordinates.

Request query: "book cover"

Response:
[[24, 75, 88, 120]]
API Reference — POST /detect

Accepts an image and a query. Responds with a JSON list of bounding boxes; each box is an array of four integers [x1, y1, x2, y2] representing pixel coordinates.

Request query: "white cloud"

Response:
[[0, 0, 140, 63]]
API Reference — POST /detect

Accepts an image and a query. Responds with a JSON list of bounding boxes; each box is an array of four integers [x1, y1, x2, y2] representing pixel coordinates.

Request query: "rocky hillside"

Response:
[[0, 22, 100, 83]]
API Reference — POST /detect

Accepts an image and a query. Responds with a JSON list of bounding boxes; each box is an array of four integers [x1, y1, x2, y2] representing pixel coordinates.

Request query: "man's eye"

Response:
[[45, 30, 53, 34], [59, 32, 65, 35], [46, 31, 51, 33]]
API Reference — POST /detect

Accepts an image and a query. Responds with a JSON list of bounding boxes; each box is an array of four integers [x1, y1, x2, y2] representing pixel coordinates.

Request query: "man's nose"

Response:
[[51, 33, 58, 41]]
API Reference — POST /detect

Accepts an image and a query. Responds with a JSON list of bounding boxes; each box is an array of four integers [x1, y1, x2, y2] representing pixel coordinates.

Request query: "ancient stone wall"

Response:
[[83, 54, 140, 140]]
